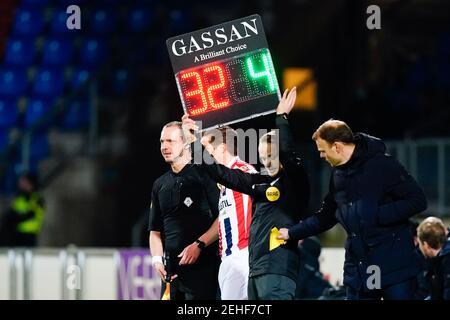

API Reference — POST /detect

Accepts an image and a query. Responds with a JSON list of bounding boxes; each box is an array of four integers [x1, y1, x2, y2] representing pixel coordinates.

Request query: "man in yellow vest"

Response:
[[0, 173, 44, 247]]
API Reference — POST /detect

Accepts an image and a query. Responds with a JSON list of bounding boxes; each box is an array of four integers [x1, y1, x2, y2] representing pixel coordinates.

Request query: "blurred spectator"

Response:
[[0, 173, 44, 247], [409, 220, 431, 300], [417, 217, 450, 300], [295, 237, 332, 299]]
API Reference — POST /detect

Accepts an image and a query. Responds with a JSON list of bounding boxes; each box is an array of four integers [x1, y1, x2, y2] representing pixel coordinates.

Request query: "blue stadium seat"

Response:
[[32, 68, 65, 97], [112, 69, 129, 96], [70, 68, 90, 90], [42, 37, 74, 65], [30, 133, 50, 160], [61, 99, 90, 129], [12, 8, 44, 36], [50, 6, 87, 36], [168, 10, 193, 35], [21, 0, 51, 7], [58, 0, 86, 5], [51, 10, 72, 35], [25, 97, 54, 127], [14, 133, 50, 173], [128, 8, 152, 32], [0, 68, 28, 97], [0, 99, 18, 128], [4, 37, 36, 66], [79, 39, 107, 68], [89, 9, 116, 34], [2, 163, 21, 195]]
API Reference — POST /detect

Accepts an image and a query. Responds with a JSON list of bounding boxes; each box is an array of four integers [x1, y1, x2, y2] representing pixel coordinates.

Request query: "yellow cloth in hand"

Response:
[[269, 227, 286, 251]]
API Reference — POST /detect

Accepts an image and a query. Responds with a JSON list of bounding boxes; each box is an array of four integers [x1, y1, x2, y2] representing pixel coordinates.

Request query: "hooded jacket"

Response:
[[289, 133, 427, 291]]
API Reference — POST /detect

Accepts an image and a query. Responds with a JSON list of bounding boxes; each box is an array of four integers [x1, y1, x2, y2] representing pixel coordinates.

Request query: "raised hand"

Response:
[[181, 114, 198, 144], [276, 87, 297, 116]]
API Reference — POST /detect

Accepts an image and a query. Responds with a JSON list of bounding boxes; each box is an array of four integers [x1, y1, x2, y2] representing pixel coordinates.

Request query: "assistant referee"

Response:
[[183, 87, 310, 300]]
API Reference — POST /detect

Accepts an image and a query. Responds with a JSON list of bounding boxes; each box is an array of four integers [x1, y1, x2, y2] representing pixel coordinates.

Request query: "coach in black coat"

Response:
[[278, 120, 427, 300]]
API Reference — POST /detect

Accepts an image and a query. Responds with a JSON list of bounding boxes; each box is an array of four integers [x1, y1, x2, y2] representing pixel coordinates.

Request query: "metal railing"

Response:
[[386, 138, 450, 216]]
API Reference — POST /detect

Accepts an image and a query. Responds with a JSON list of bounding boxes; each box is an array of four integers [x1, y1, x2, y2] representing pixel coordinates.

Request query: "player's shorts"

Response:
[[218, 247, 249, 300]]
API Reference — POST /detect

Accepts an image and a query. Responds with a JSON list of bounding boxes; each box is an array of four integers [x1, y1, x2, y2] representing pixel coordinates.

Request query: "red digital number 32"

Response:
[[181, 64, 230, 116]]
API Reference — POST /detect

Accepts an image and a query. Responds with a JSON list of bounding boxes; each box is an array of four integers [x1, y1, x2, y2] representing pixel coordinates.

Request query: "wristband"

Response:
[[277, 113, 288, 120], [152, 255, 163, 267]]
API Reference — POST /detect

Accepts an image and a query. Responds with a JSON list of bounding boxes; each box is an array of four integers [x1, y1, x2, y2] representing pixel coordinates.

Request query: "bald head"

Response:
[[312, 119, 354, 145], [313, 119, 356, 167]]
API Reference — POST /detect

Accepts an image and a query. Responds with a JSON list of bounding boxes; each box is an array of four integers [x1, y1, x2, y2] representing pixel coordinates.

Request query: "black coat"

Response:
[[414, 248, 431, 300], [427, 239, 450, 300], [289, 133, 427, 291]]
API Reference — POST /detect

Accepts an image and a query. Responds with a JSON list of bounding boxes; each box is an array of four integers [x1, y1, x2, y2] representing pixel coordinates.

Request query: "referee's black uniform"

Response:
[[200, 115, 310, 300], [148, 164, 220, 300]]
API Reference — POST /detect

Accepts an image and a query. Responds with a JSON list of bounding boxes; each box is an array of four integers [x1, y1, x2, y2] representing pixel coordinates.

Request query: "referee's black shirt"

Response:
[[148, 163, 220, 271]]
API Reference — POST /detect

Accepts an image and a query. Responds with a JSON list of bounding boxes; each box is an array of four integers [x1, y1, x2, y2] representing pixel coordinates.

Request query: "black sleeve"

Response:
[[377, 156, 427, 226], [288, 191, 338, 241], [148, 182, 163, 232], [442, 255, 450, 300], [199, 162, 269, 196], [276, 115, 310, 213], [201, 173, 220, 218]]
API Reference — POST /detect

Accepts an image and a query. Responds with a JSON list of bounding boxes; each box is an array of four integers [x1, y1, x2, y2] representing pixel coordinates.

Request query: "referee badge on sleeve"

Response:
[[184, 197, 193, 207]]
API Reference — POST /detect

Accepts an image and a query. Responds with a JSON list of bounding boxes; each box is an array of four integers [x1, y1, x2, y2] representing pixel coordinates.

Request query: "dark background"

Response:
[[0, 0, 448, 247]]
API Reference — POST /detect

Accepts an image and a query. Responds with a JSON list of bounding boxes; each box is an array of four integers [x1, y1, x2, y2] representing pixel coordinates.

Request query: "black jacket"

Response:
[[414, 247, 431, 300], [289, 133, 427, 291], [427, 239, 450, 300], [201, 115, 310, 281], [148, 164, 220, 295]]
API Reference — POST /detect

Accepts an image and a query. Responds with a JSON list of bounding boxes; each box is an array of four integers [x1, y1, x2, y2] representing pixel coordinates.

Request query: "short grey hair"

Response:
[[162, 121, 185, 142]]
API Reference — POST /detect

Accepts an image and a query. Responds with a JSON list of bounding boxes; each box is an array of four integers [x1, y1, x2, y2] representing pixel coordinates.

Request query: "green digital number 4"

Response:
[[246, 53, 276, 91]]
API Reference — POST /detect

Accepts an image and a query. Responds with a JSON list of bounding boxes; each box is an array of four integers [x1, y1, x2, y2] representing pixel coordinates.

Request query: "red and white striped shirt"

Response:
[[217, 157, 257, 259]]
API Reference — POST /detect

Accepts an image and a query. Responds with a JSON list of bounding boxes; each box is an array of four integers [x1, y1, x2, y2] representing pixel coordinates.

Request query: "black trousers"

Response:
[[248, 274, 296, 300], [160, 276, 218, 300]]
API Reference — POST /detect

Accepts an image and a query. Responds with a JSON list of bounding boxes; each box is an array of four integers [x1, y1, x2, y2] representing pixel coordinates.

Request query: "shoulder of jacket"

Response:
[[154, 172, 172, 187], [361, 152, 392, 168]]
